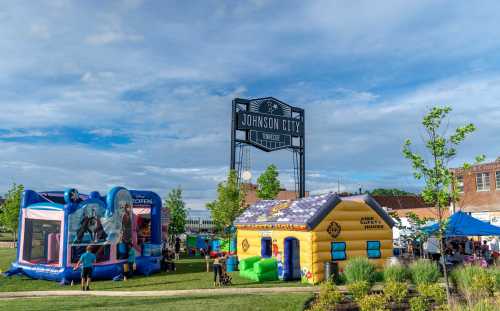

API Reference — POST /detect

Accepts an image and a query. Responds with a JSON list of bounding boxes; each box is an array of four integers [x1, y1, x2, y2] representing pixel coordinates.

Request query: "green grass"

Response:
[[0, 232, 14, 242], [0, 293, 313, 311], [0, 248, 309, 292]]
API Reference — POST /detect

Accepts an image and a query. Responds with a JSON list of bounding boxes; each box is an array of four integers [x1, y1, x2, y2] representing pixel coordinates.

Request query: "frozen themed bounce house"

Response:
[[6, 187, 165, 283]]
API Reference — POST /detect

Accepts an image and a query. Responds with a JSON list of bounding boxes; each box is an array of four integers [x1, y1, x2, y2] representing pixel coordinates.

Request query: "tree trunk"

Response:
[[439, 230, 451, 302]]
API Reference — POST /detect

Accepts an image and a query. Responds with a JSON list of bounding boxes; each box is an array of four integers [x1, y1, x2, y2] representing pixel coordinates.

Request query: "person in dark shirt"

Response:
[[174, 237, 181, 260]]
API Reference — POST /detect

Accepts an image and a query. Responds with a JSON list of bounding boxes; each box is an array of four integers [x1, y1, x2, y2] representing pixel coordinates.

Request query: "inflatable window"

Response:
[[331, 242, 346, 261], [367, 241, 381, 259]]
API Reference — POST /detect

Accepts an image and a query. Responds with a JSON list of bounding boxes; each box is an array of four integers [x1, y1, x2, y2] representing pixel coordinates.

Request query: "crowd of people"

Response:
[[419, 236, 500, 268]]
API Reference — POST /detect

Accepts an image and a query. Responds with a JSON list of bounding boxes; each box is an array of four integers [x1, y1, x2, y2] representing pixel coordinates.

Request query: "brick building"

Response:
[[452, 157, 500, 225], [373, 195, 449, 220]]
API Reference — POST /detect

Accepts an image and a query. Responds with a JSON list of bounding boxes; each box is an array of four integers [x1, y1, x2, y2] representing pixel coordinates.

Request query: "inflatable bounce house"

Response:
[[6, 187, 164, 283], [234, 193, 394, 284]]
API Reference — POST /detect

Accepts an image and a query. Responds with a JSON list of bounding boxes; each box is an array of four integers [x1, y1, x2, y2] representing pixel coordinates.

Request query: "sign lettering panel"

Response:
[[236, 98, 303, 151]]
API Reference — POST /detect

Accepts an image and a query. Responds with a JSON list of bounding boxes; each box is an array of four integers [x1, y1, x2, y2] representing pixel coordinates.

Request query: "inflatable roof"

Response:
[[234, 193, 395, 230]]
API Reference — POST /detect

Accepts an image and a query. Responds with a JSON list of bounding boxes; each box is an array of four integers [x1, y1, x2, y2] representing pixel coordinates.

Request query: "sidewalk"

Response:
[[0, 286, 319, 299]]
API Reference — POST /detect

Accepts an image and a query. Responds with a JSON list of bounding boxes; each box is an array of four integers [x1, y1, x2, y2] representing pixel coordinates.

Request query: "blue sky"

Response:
[[1, 1, 500, 209]]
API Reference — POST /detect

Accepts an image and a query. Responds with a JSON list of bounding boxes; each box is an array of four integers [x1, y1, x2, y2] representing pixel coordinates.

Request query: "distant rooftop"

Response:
[[187, 208, 211, 219], [452, 157, 500, 173], [372, 195, 433, 210]]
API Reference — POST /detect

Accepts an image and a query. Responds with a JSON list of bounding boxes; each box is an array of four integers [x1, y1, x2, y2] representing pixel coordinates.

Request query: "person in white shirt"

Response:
[[426, 236, 441, 261], [489, 237, 499, 253], [422, 240, 428, 258]]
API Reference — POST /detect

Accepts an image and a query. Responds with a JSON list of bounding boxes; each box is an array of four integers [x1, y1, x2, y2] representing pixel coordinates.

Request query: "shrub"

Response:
[[357, 294, 387, 311], [334, 272, 346, 285], [451, 265, 495, 307], [434, 305, 450, 311], [409, 259, 440, 285], [384, 263, 408, 283], [344, 257, 376, 284], [452, 298, 497, 311], [318, 281, 342, 306], [469, 299, 497, 311], [374, 270, 384, 282], [348, 280, 370, 301], [416, 283, 446, 305], [409, 296, 430, 311], [384, 281, 408, 304], [307, 302, 327, 311], [490, 268, 500, 291]]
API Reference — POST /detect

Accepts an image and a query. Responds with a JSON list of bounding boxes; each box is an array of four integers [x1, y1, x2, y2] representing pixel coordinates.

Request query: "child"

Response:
[[124, 243, 136, 281], [213, 254, 222, 287], [174, 237, 181, 260], [74, 245, 96, 291]]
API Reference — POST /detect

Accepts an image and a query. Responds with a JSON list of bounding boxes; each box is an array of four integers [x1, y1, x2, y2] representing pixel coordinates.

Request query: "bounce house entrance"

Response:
[[284, 237, 300, 280], [22, 219, 61, 265]]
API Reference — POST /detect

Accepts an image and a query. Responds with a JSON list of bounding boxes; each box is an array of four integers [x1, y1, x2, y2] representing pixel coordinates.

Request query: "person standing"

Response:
[[204, 240, 211, 272], [213, 254, 222, 287], [427, 236, 441, 261], [174, 237, 181, 260], [124, 243, 136, 281], [489, 236, 499, 253], [74, 245, 96, 291], [465, 238, 473, 255]]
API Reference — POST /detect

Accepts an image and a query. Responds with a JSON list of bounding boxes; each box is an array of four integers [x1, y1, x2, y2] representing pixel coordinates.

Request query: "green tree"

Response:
[[164, 187, 187, 239], [402, 106, 484, 301], [206, 170, 245, 233], [256, 164, 281, 200], [0, 183, 24, 241], [370, 188, 414, 196]]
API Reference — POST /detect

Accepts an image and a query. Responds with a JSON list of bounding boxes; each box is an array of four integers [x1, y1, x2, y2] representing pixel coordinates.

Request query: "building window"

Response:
[[261, 237, 272, 258], [456, 175, 464, 193], [331, 242, 346, 261], [367, 241, 381, 259], [476, 172, 491, 191], [496, 171, 500, 190]]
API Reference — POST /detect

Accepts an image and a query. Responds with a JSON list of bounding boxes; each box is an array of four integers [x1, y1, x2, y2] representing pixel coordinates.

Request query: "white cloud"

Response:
[[1, 1, 500, 207], [85, 31, 143, 45], [30, 24, 51, 39], [88, 128, 114, 137], [0, 130, 48, 139]]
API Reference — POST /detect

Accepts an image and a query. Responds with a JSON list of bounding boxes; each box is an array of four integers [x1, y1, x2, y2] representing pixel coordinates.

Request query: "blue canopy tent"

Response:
[[422, 211, 500, 237]]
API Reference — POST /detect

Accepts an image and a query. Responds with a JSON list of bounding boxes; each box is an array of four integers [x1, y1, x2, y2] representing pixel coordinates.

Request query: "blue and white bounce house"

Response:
[[6, 187, 165, 283]]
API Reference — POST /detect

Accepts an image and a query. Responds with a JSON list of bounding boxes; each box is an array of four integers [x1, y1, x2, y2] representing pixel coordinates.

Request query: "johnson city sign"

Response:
[[230, 96, 305, 197], [235, 97, 304, 151]]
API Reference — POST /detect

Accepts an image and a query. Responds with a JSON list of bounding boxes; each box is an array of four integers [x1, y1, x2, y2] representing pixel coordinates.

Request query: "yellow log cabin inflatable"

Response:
[[234, 193, 395, 284]]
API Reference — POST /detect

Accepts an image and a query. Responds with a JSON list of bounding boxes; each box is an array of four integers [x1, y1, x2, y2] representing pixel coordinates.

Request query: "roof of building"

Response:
[[391, 207, 450, 219], [372, 195, 433, 210], [452, 157, 500, 173], [234, 193, 395, 230]]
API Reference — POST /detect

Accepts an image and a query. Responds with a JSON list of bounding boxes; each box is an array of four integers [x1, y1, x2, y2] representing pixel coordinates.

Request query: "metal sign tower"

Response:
[[230, 97, 305, 198]]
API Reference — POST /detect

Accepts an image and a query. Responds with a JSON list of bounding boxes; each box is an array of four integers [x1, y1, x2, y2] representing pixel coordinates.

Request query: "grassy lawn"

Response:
[[0, 293, 312, 311], [0, 248, 309, 292], [0, 232, 14, 242]]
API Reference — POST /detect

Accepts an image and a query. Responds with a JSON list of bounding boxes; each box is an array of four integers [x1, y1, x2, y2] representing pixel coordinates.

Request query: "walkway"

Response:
[[0, 286, 319, 299]]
